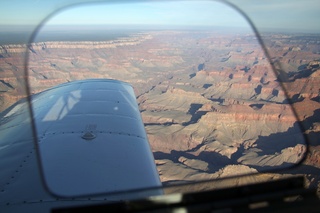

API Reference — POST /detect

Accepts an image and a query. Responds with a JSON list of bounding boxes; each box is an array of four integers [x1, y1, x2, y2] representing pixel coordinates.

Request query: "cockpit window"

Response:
[[1, 0, 318, 199]]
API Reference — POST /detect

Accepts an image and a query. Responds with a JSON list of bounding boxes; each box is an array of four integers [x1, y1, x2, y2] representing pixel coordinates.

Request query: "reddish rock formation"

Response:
[[1, 31, 320, 188]]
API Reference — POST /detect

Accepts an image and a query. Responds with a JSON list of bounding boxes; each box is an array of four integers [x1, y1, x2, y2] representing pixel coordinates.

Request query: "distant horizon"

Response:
[[0, 24, 319, 45], [1, 0, 320, 38], [0, 25, 252, 45]]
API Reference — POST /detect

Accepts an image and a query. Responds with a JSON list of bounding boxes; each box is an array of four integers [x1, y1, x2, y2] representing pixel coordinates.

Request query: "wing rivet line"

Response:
[[0, 149, 33, 194]]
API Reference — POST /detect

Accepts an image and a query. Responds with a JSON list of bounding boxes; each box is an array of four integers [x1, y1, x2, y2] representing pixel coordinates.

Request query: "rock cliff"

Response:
[[0, 31, 319, 189]]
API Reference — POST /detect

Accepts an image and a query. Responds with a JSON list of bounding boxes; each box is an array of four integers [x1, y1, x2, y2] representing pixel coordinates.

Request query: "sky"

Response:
[[229, 0, 320, 33], [0, 0, 319, 33], [43, 1, 248, 28]]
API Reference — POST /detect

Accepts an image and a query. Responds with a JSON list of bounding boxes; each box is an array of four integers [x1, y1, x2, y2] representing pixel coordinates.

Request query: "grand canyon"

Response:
[[0, 29, 320, 193]]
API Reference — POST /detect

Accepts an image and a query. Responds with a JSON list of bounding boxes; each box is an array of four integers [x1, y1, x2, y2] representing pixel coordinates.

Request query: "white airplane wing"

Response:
[[0, 79, 162, 212]]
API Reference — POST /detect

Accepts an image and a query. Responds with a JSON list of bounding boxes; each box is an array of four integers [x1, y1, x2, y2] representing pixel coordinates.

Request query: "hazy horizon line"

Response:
[[0, 24, 319, 45]]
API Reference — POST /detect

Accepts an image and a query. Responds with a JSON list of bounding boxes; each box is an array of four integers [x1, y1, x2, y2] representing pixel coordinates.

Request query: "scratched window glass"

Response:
[[23, 1, 307, 196]]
